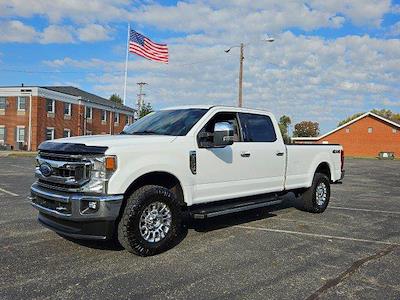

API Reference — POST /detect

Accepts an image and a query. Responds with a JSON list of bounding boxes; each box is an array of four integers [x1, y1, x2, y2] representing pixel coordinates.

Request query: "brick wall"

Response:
[[0, 95, 133, 151], [314, 115, 400, 157]]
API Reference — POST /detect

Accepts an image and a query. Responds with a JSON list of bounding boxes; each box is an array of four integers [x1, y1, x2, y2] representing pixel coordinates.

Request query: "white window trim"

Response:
[[85, 106, 93, 119], [368, 127, 373, 133], [114, 112, 119, 124], [17, 96, 26, 111], [63, 129, 71, 138], [101, 110, 107, 122], [393, 128, 397, 134], [16, 126, 25, 142], [46, 127, 55, 140], [47, 99, 55, 113], [0, 125, 5, 141], [64, 103, 71, 116], [0, 97, 6, 110]]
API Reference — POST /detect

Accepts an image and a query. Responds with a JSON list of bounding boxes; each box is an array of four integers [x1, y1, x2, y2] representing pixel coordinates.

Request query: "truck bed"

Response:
[[284, 144, 343, 190]]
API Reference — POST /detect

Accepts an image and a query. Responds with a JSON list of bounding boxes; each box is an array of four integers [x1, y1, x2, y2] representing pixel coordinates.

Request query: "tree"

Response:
[[139, 102, 153, 118], [293, 121, 320, 137], [337, 112, 364, 127], [278, 115, 292, 144], [109, 94, 123, 105], [338, 109, 400, 127], [371, 109, 400, 124]]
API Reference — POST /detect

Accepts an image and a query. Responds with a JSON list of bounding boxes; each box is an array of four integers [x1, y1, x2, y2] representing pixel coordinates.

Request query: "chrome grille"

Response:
[[36, 151, 92, 191]]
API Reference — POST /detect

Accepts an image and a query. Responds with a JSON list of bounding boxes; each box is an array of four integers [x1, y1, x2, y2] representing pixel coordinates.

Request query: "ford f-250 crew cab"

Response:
[[30, 105, 344, 256]]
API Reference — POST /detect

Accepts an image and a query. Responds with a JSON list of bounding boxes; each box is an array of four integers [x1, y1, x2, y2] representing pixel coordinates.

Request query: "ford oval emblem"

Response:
[[39, 163, 53, 177]]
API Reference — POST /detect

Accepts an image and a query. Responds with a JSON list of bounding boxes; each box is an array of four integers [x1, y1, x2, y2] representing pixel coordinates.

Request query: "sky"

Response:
[[0, 0, 399, 133]]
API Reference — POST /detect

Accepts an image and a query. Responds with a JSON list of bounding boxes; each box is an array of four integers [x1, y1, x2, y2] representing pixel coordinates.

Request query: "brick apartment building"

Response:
[[0, 86, 136, 151], [292, 112, 400, 158]]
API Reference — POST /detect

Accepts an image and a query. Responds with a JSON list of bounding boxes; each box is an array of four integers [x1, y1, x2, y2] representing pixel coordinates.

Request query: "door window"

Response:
[[198, 112, 241, 146], [239, 113, 276, 142]]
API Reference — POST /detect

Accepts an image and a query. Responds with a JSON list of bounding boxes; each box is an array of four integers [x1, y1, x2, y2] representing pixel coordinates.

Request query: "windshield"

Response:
[[122, 109, 208, 136]]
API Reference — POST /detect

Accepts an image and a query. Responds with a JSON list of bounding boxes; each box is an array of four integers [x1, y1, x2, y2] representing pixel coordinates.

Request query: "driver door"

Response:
[[192, 111, 253, 204]]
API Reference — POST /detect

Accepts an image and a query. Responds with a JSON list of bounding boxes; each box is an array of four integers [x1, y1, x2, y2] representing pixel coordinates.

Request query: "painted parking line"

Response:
[[330, 206, 400, 215], [235, 225, 400, 246], [0, 187, 19, 197]]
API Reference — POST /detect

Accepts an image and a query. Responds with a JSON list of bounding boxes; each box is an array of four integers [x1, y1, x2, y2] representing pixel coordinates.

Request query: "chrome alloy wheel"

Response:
[[139, 201, 172, 243], [315, 182, 327, 206]]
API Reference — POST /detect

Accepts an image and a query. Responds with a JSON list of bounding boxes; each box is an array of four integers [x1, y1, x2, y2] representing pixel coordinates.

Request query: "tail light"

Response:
[[340, 150, 344, 171]]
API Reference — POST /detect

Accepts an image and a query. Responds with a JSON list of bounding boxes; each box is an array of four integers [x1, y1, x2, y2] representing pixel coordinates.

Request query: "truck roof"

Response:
[[162, 105, 271, 114]]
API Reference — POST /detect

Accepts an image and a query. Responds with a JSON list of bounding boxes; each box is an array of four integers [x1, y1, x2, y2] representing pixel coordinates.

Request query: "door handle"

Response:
[[276, 151, 285, 156], [240, 151, 251, 158]]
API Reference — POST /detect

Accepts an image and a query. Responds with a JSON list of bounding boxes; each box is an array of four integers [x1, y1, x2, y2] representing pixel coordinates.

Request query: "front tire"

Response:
[[117, 185, 183, 256], [302, 173, 331, 213]]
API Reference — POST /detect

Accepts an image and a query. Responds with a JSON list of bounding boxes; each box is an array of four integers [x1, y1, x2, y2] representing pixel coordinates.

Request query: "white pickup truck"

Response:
[[30, 105, 344, 256]]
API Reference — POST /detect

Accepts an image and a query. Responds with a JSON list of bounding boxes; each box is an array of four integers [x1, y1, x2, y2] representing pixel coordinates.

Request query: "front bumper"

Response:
[[29, 183, 124, 240]]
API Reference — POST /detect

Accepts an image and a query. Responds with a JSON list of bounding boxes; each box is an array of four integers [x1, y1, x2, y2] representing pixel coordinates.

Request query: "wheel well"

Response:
[[315, 162, 331, 180], [124, 172, 185, 205]]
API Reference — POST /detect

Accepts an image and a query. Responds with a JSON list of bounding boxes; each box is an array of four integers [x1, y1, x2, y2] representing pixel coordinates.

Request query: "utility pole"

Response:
[[238, 43, 244, 107], [225, 36, 274, 108], [136, 82, 147, 117]]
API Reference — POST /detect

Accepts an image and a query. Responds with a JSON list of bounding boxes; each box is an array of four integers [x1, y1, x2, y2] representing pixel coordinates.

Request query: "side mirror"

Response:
[[213, 122, 234, 147]]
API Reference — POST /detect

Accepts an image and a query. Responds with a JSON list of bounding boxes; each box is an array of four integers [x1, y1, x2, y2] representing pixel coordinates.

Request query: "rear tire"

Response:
[[302, 173, 330, 213], [117, 185, 183, 256]]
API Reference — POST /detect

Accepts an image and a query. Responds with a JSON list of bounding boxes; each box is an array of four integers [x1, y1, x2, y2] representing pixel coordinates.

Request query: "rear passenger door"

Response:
[[238, 113, 286, 193]]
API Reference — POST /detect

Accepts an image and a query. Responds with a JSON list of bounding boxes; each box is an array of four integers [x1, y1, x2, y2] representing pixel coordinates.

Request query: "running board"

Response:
[[190, 194, 283, 219]]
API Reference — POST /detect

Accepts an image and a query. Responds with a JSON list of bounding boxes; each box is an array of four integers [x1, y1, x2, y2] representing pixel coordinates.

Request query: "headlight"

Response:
[[82, 155, 117, 194]]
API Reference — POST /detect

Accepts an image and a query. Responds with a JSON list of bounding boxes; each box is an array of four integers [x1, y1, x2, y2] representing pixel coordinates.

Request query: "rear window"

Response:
[[239, 113, 277, 142]]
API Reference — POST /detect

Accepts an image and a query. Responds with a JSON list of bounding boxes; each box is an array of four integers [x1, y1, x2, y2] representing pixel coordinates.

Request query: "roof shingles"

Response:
[[42, 86, 135, 113]]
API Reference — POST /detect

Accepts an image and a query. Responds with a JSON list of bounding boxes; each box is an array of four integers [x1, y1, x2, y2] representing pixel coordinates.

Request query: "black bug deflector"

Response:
[[38, 142, 108, 155]]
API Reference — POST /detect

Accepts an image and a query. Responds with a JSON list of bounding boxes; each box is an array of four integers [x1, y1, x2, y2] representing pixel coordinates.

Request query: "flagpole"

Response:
[[123, 23, 130, 106]]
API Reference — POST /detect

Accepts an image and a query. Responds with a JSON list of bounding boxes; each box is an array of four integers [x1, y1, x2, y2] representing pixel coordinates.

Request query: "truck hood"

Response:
[[42, 134, 177, 150]]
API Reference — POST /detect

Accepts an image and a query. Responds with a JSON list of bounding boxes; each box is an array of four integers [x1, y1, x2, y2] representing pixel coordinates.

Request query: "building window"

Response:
[[46, 128, 55, 140], [125, 115, 130, 124], [63, 129, 71, 138], [46, 99, 55, 113], [368, 127, 373, 133], [18, 96, 27, 111], [0, 97, 6, 110], [393, 128, 397, 134], [345, 128, 350, 133], [114, 112, 119, 124], [16, 126, 25, 142], [0, 126, 5, 142], [85, 106, 92, 119], [64, 103, 71, 116], [101, 110, 107, 122]]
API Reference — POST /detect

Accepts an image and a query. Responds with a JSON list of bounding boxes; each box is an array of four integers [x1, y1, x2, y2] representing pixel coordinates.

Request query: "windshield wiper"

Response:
[[130, 130, 161, 135]]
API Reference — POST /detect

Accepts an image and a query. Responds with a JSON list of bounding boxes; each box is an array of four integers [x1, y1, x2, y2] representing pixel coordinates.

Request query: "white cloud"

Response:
[[77, 24, 112, 42], [0, 0, 133, 24], [44, 31, 399, 131], [0, 20, 112, 43], [386, 21, 400, 37], [2, 0, 398, 131], [0, 20, 37, 42], [40, 25, 75, 44]]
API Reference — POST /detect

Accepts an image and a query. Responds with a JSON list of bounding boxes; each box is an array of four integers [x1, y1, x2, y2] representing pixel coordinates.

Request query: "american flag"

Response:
[[129, 30, 168, 64]]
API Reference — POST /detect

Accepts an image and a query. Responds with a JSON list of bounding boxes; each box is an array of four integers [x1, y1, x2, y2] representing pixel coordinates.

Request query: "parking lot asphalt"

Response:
[[0, 157, 399, 299]]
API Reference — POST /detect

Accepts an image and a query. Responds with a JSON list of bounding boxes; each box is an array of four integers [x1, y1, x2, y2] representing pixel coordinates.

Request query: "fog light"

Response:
[[88, 201, 97, 210]]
